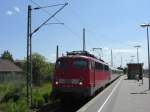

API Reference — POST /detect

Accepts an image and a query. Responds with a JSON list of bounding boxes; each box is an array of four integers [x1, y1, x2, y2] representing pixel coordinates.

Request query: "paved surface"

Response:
[[110, 73, 120, 82], [110, 77, 150, 112], [77, 75, 150, 112]]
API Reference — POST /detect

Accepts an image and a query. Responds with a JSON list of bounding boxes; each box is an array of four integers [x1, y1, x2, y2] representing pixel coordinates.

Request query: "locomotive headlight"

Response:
[[55, 81, 59, 85], [79, 81, 83, 85]]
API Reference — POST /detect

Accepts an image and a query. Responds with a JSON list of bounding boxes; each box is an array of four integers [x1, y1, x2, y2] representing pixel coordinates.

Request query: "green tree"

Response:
[[1, 50, 14, 62], [23, 53, 54, 85]]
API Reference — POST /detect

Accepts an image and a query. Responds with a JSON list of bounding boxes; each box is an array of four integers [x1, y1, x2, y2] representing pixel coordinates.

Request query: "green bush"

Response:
[[15, 98, 28, 112], [0, 83, 25, 103], [43, 93, 50, 103], [32, 90, 45, 108], [0, 98, 28, 112], [32, 83, 52, 108], [0, 82, 52, 110]]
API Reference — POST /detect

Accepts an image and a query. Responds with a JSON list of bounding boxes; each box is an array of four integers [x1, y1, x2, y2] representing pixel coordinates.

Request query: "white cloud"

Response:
[[101, 47, 134, 53], [5, 6, 20, 16], [113, 49, 134, 53], [6, 11, 13, 15], [103, 47, 110, 50], [47, 53, 56, 63], [14, 6, 20, 13], [127, 41, 143, 47]]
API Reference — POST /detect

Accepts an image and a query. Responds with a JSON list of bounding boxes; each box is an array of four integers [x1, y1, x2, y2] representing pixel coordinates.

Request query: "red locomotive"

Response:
[[52, 51, 119, 100]]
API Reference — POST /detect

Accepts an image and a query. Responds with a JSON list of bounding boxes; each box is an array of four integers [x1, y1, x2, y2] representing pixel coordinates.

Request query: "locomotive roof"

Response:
[[58, 55, 108, 65]]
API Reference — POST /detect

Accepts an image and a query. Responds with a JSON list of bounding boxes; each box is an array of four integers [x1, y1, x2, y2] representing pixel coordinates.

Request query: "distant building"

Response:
[[127, 63, 143, 80], [0, 59, 24, 83]]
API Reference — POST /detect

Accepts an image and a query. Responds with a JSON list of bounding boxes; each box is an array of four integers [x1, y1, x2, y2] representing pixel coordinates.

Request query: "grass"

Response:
[[0, 82, 52, 112], [0, 82, 28, 112], [0, 98, 28, 112], [33, 83, 52, 95], [32, 83, 52, 108]]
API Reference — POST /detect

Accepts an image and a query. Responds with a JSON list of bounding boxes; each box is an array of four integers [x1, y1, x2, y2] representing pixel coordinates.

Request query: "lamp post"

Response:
[[134, 45, 141, 63], [140, 23, 150, 90]]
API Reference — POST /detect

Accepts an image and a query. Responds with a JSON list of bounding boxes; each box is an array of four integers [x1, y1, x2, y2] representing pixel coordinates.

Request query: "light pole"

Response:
[[134, 45, 141, 63], [140, 23, 150, 90], [111, 49, 113, 67], [120, 56, 123, 67]]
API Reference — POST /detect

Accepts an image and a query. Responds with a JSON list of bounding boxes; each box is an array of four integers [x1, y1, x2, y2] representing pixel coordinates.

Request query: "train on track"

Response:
[[52, 51, 122, 100]]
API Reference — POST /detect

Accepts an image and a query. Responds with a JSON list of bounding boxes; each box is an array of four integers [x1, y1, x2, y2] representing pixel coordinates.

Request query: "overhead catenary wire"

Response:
[[62, 0, 127, 67], [69, 1, 115, 51], [29, 0, 81, 40], [62, 2, 103, 46], [66, 3, 123, 65], [60, 2, 100, 49], [65, 4, 106, 55], [29, 0, 101, 51], [33, 3, 67, 10], [31, 3, 68, 35], [29, 0, 103, 53], [62, 1, 121, 48], [62, 0, 104, 53]]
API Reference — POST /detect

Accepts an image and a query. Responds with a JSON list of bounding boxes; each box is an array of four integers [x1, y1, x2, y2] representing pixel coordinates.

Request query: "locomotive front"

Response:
[[52, 55, 91, 100]]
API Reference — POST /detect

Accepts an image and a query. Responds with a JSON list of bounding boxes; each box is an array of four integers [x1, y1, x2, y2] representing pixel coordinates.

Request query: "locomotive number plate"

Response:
[[59, 79, 79, 84]]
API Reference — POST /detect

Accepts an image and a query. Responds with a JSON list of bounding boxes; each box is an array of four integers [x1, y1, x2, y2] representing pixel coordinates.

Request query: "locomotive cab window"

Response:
[[91, 61, 95, 69], [104, 65, 109, 71], [73, 59, 88, 69], [56, 60, 67, 69], [95, 62, 103, 70]]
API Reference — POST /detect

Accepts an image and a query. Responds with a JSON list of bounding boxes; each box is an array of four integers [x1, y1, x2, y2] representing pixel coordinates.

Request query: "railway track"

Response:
[[37, 75, 121, 112], [37, 101, 61, 112], [37, 98, 89, 112]]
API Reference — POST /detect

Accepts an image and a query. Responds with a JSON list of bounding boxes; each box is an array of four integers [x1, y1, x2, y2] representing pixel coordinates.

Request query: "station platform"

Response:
[[77, 75, 150, 112]]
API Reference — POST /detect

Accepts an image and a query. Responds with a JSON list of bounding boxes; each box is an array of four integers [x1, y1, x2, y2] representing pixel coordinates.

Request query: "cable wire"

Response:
[[29, 0, 81, 40]]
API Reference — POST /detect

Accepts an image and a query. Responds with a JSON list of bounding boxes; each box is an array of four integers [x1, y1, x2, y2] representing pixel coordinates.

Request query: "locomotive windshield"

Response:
[[73, 59, 88, 69], [56, 59, 68, 69], [56, 58, 88, 69]]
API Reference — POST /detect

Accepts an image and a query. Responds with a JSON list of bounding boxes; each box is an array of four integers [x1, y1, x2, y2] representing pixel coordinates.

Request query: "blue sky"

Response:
[[0, 0, 150, 68]]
